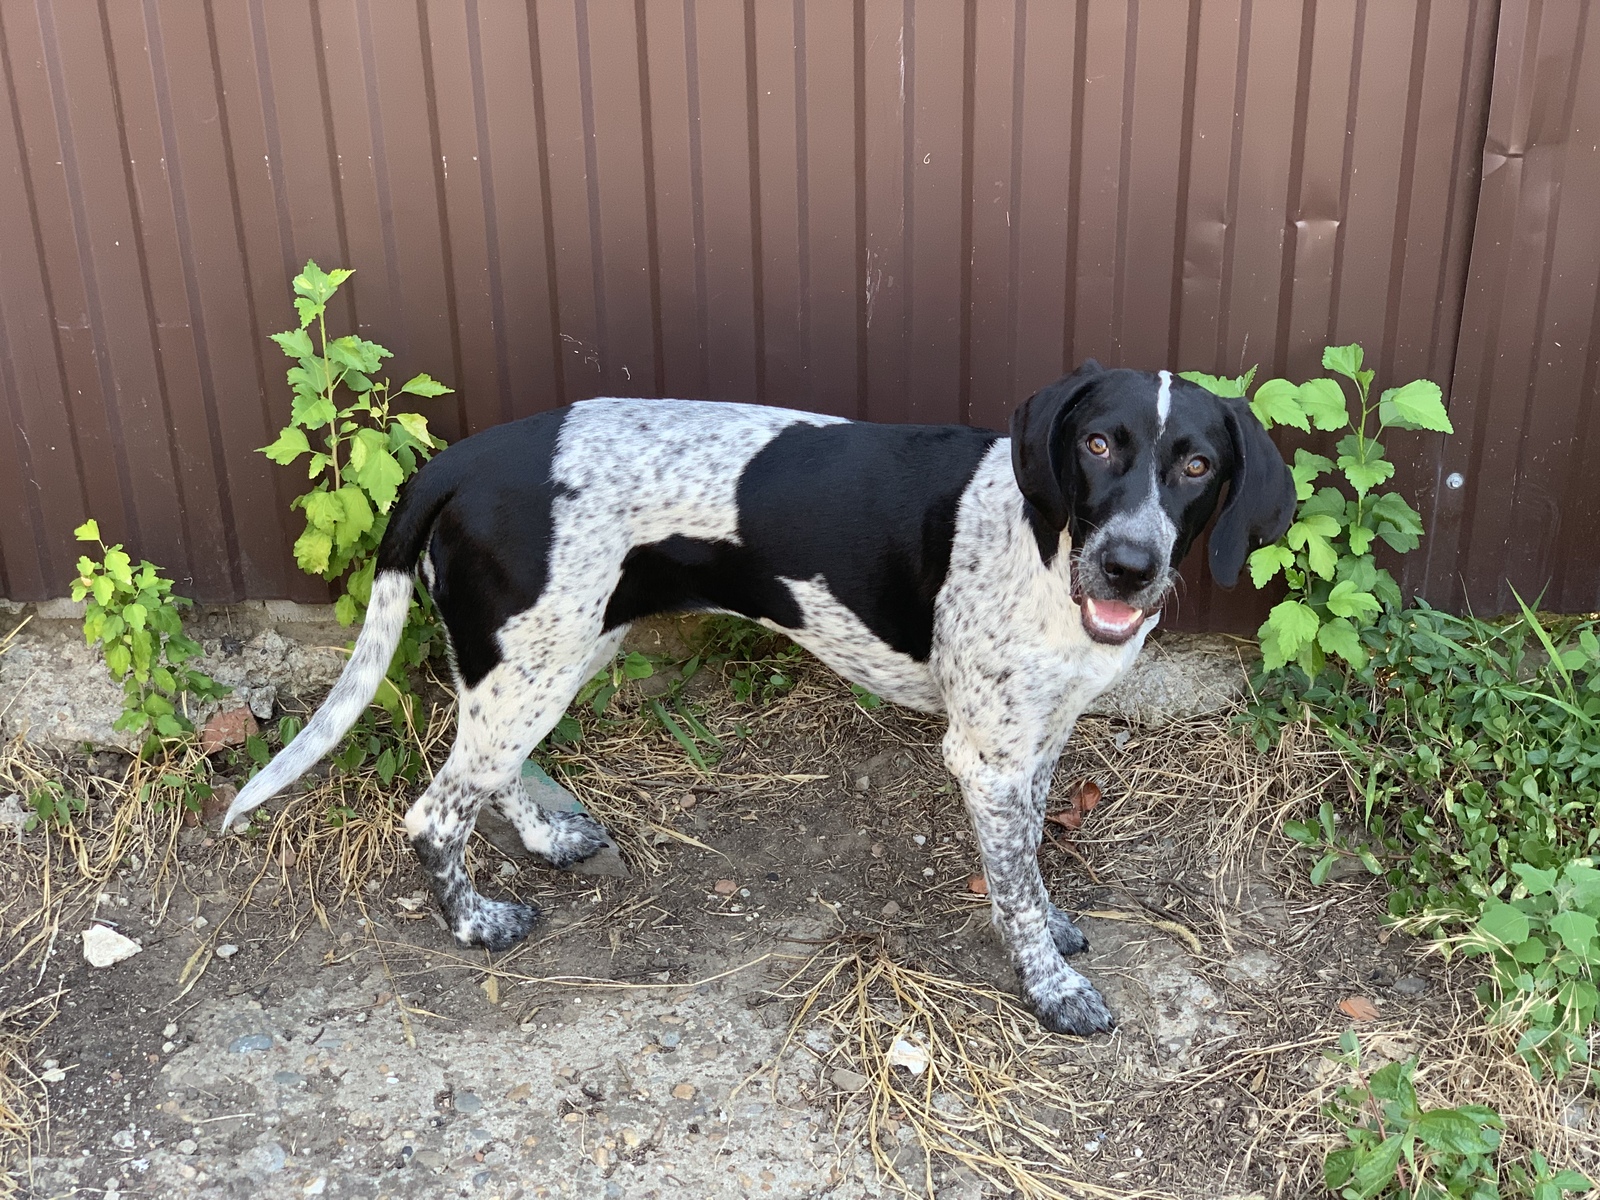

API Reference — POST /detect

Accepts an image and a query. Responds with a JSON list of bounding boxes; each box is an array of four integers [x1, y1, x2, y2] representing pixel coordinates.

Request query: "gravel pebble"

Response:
[[830, 1068, 869, 1093]]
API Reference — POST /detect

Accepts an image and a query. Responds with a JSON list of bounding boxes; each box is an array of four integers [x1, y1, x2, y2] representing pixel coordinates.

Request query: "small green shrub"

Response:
[[1322, 1031, 1589, 1199], [71, 519, 226, 746], [1437, 859, 1600, 1081], [259, 260, 451, 717], [24, 782, 83, 832], [1270, 597, 1600, 1076], [1182, 344, 1451, 673]]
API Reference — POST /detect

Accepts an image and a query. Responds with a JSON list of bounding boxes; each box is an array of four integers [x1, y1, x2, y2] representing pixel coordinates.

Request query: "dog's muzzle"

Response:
[[1076, 537, 1171, 645]]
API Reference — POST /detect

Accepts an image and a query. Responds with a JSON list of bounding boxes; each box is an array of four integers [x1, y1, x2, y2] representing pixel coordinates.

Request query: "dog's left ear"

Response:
[[1009, 360, 1103, 530], [1208, 398, 1296, 587]]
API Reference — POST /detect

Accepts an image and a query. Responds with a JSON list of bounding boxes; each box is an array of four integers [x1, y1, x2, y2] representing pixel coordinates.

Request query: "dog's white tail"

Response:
[[220, 570, 414, 832]]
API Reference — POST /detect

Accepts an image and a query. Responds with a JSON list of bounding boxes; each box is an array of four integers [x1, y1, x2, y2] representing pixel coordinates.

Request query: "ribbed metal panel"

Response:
[[1424, 0, 1600, 616], [0, 1, 1509, 630]]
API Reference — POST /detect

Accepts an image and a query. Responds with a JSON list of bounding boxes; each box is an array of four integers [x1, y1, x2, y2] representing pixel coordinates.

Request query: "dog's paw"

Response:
[[1032, 982, 1115, 1037], [534, 810, 613, 869], [454, 899, 541, 952], [1047, 904, 1090, 957]]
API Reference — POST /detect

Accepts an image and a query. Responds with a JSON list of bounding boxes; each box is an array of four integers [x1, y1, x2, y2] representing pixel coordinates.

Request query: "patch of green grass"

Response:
[[1259, 599, 1600, 1078]]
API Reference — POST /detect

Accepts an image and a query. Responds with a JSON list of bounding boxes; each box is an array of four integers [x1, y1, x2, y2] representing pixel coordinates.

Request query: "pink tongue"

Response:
[[1084, 597, 1142, 629]]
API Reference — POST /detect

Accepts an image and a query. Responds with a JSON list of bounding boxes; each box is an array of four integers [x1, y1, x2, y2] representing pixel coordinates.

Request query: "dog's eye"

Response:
[[1183, 456, 1211, 478], [1085, 434, 1110, 457]]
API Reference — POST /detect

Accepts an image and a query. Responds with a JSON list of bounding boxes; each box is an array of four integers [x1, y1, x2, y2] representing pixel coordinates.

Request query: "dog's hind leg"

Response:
[[485, 626, 626, 868], [406, 635, 619, 950]]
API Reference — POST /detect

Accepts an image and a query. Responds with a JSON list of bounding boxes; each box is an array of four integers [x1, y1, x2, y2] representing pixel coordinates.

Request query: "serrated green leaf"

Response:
[[294, 527, 333, 575], [393, 411, 435, 447], [1296, 378, 1350, 431], [1304, 533, 1337, 580], [290, 386, 337, 430], [104, 548, 134, 587], [1477, 899, 1531, 948], [74, 518, 101, 542], [1248, 544, 1295, 588], [293, 295, 322, 328], [1326, 581, 1380, 621], [302, 489, 344, 533], [1249, 378, 1309, 432], [1549, 910, 1598, 954], [348, 428, 405, 509], [400, 372, 454, 398], [1322, 343, 1364, 380], [1301, 487, 1348, 520], [1562, 863, 1600, 911], [1334, 555, 1378, 591], [1348, 524, 1375, 555], [1290, 449, 1335, 500], [1339, 454, 1395, 496], [260, 425, 312, 465], [1286, 513, 1341, 547], [332, 485, 374, 550], [270, 328, 315, 360], [1263, 600, 1320, 666], [1378, 378, 1453, 433], [122, 602, 147, 631], [1318, 617, 1367, 667], [104, 640, 131, 679], [326, 334, 390, 375], [92, 576, 113, 607], [1514, 863, 1560, 896], [1369, 492, 1423, 535], [334, 592, 360, 626]]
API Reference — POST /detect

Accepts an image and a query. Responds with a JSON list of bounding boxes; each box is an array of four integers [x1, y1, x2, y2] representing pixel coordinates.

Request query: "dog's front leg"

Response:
[[942, 729, 1113, 1036]]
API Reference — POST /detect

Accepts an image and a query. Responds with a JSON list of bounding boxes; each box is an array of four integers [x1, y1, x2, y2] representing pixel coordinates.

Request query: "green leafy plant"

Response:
[[259, 261, 451, 715], [1268, 599, 1600, 1075], [559, 649, 726, 773], [136, 767, 214, 817], [24, 782, 84, 832], [1183, 344, 1452, 674], [1438, 859, 1600, 1081], [1321, 1031, 1588, 1199], [71, 519, 226, 746]]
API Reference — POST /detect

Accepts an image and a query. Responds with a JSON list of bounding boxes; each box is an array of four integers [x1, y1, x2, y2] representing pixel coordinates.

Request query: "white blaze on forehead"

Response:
[[1156, 370, 1173, 434]]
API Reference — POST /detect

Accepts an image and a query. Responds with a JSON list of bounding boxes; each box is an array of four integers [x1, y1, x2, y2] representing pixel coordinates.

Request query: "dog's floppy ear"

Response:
[[1208, 398, 1296, 587], [1009, 360, 1103, 530]]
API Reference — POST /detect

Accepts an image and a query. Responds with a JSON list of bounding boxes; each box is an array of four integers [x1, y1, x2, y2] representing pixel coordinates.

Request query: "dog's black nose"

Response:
[[1099, 542, 1160, 593]]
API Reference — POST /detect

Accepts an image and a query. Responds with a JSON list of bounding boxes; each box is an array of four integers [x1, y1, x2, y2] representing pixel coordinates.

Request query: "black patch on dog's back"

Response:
[[418, 410, 572, 686], [604, 422, 999, 661]]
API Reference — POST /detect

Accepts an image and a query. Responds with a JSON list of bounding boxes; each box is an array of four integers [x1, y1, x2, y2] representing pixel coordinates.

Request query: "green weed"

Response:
[[71, 519, 227, 751], [1322, 1031, 1589, 1199]]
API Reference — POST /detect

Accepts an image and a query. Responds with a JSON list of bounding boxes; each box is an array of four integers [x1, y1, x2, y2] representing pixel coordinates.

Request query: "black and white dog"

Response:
[[223, 361, 1293, 1035]]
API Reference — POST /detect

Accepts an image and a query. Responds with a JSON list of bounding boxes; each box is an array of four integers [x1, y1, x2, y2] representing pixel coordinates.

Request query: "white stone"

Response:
[[82, 924, 142, 968]]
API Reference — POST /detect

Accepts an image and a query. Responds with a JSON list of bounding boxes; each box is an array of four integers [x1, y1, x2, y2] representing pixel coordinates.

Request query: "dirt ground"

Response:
[[1, 624, 1585, 1200]]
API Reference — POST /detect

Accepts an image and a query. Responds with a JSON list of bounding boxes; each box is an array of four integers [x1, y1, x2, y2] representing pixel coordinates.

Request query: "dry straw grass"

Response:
[[0, 990, 58, 1198], [3, 618, 1598, 1195]]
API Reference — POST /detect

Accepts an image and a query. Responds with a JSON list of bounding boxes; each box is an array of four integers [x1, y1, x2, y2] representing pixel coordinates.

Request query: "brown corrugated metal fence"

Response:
[[0, 0, 1589, 630]]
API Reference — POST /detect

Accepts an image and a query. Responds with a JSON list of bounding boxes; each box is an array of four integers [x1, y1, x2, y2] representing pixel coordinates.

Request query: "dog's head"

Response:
[[1010, 360, 1295, 645]]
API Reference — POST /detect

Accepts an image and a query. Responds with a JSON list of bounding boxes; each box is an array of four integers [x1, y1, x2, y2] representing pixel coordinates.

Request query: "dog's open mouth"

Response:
[[1079, 596, 1146, 645]]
